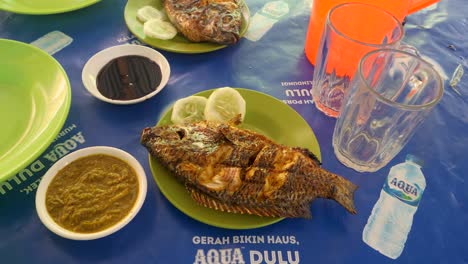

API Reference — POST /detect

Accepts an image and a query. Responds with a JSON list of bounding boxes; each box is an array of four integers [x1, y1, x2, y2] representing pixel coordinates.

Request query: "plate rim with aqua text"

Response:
[[148, 88, 321, 229], [124, 0, 250, 54]]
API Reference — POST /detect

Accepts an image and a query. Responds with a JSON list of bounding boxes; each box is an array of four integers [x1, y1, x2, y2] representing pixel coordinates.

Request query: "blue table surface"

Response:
[[0, 0, 466, 263]]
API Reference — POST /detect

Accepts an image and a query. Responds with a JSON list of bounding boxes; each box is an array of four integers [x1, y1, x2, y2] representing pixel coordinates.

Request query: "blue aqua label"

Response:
[[30, 31, 73, 55], [383, 176, 423, 207]]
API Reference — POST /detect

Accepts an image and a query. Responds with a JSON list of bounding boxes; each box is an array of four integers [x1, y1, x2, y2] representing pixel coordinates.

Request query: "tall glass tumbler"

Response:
[[333, 49, 444, 172], [311, 3, 404, 118]]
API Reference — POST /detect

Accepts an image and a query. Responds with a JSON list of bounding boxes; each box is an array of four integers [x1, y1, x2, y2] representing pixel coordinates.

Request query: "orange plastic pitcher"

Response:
[[304, 0, 439, 65]]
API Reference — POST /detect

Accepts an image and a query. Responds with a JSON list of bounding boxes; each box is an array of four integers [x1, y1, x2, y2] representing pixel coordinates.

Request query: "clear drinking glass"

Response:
[[333, 49, 444, 172], [311, 3, 404, 118]]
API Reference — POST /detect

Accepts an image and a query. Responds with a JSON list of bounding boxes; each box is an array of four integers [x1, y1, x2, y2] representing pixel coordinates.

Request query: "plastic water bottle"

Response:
[[362, 154, 426, 259]]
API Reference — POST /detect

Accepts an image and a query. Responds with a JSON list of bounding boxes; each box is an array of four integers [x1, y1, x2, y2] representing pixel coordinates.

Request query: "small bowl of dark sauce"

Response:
[[82, 44, 170, 104]]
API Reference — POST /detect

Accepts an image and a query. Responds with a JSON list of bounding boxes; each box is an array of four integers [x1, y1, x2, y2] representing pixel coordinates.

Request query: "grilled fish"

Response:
[[163, 0, 243, 44], [140, 116, 357, 218]]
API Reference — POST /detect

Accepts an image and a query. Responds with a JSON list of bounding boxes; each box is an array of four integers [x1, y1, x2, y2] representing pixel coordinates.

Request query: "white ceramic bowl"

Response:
[[81, 44, 170, 105], [35, 146, 147, 240]]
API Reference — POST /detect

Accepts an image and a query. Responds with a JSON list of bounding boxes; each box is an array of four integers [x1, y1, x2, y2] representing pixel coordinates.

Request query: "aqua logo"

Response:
[[390, 178, 418, 197], [384, 177, 422, 206], [194, 248, 245, 264]]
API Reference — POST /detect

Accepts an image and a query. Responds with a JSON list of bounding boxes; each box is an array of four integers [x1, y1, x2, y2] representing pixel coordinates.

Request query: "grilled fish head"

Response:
[[141, 121, 222, 154], [142, 125, 181, 142], [141, 121, 229, 182]]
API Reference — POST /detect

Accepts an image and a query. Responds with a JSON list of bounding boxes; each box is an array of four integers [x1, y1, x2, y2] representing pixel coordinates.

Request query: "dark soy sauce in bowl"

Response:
[[96, 55, 162, 101]]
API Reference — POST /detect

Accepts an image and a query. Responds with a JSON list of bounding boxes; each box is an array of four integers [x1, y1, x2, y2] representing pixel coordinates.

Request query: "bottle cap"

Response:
[[406, 154, 424, 167]]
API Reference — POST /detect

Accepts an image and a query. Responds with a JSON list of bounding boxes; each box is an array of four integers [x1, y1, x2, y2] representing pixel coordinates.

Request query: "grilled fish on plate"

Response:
[[141, 115, 357, 218], [163, 0, 244, 44]]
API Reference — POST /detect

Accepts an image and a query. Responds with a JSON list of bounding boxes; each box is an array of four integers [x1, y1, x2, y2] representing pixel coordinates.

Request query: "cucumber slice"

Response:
[[143, 19, 178, 40], [137, 6, 165, 22], [204, 87, 246, 123], [171, 96, 208, 124]]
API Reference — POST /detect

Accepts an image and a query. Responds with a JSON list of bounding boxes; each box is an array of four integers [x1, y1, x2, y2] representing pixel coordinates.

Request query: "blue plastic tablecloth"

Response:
[[0, 0, 466, 263]]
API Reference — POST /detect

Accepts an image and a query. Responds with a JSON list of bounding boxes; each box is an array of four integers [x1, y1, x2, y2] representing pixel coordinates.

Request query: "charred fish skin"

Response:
[[141, 119, 357, 218], [163, 0, 243, 44]]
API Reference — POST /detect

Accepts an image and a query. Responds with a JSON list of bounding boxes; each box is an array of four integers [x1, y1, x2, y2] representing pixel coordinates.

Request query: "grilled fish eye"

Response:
[[176, 129, 186, 139], [222, 14, 233, 24]]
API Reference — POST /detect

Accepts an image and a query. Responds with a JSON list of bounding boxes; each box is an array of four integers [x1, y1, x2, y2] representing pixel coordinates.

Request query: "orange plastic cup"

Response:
[[311, 3, 404, 117], [304, 0, 440, 66]]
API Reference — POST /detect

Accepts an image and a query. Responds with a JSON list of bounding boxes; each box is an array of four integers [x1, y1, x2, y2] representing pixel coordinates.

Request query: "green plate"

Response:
[[0, 39, 71, 183], [124, 0, 250, 54], [149, 88, 321, 229], [0, 0, 100, 14]]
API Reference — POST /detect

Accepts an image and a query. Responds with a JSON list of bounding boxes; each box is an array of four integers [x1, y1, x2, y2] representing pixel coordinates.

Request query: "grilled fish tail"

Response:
[[332, 176, 358, 214]]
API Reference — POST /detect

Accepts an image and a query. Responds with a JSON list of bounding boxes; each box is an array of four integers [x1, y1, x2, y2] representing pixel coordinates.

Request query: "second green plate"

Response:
[[124, 0, 250, 54]]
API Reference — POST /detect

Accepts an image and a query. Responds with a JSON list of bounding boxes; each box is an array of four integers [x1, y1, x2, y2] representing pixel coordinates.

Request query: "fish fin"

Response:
[[227, 114, 242, 126], [186, 186, 312, 218], [332, 177, 358, 214], [293, 147, 322, 166], [219, 122, 272, 150]]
